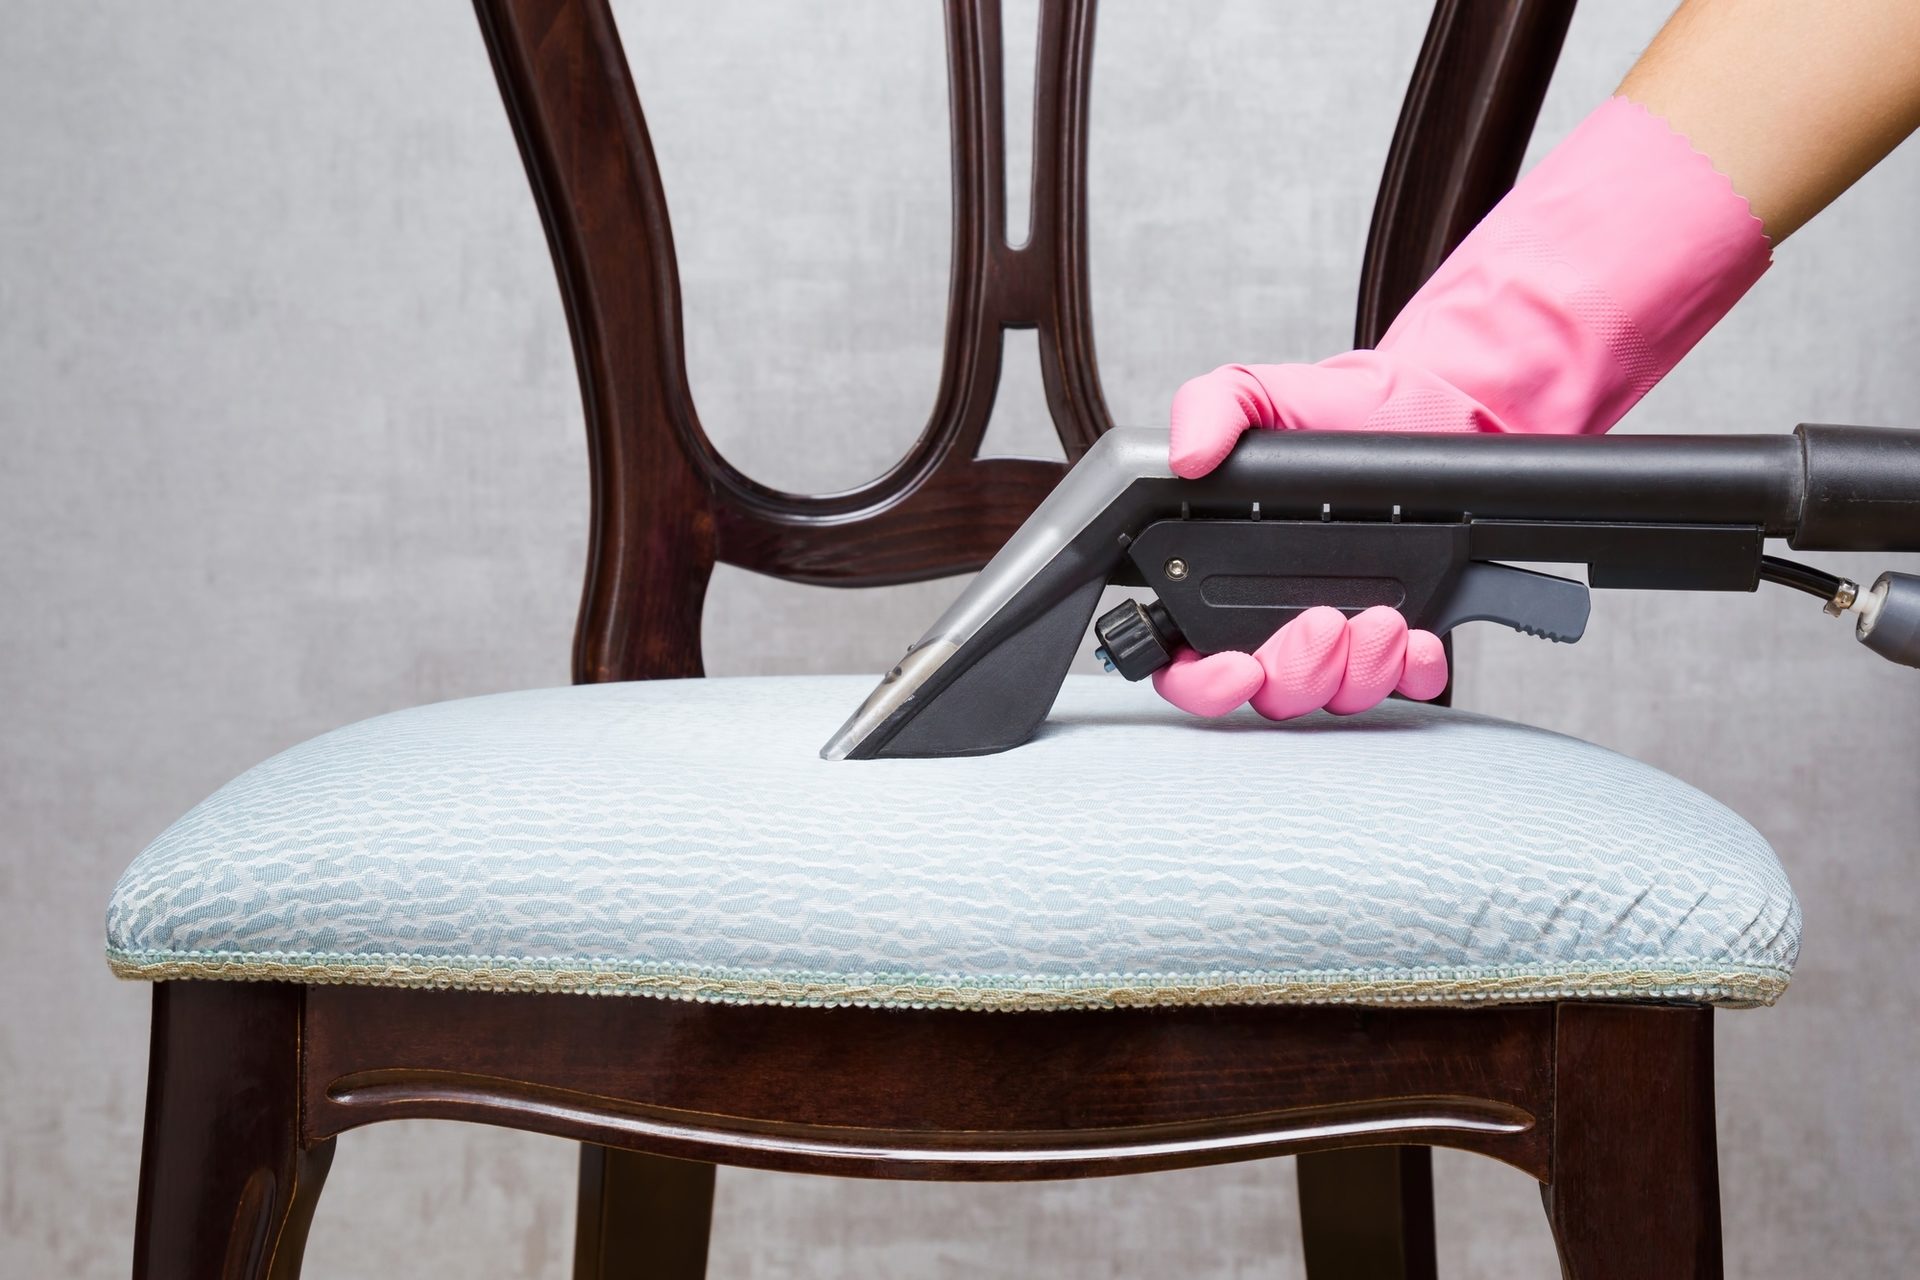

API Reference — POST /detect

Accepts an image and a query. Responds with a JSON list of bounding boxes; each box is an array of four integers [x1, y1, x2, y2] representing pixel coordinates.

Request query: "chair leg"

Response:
[[1544, 1004, 1722, 1280], [132, 982, 335, 1280], [574, 1145, 716, 1280], [1298, 1146, 1438, 1280]]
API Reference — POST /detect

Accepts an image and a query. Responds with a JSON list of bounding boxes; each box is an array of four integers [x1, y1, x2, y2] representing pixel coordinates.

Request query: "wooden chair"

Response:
[[123, 2, 1741, 1276]]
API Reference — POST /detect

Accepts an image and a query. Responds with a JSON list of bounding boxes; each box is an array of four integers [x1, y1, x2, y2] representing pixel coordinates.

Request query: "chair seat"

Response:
[[106, 675, 1798, 1010]]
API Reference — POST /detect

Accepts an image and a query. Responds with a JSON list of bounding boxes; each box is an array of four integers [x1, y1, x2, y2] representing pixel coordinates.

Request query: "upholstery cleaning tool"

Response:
[[822, 425, 1920, 760]]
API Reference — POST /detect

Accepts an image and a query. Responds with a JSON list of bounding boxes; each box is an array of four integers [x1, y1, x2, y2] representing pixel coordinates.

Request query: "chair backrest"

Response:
[[474, 0, 1574, 684]]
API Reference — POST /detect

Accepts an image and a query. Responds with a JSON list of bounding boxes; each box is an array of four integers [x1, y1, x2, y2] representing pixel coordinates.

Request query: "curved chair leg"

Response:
[[1299, 1146, 1437, 1280], [1544, 1004, 1722, 1280], [575, 1145, 715, 1279], [132, 982, 335, 1280]]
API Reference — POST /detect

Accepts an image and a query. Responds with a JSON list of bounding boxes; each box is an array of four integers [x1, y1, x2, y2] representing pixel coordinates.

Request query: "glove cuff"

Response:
[[1376, 95, 1772, 435]]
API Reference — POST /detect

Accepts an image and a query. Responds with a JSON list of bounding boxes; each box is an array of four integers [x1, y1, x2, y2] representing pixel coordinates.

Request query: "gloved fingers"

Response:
[[1395, 629, 1449, 701], [1249, 606, 1349, 721], [1157, 610, 1443, 722], [1325, 605, 1408, 715], [1169, 360, 1425, 478], [1264, 355, 1400, 432], [1150, 647, 1264, 717], [1168, 364, 1278, 479]]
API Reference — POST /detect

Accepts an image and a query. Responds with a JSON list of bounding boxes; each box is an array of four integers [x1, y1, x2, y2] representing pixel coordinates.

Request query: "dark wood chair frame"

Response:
[[128, 3, 1728, 1277]]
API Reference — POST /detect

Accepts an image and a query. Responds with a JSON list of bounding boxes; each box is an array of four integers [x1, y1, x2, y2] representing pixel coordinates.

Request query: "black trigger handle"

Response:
[[1426, 563, 1591, 643]]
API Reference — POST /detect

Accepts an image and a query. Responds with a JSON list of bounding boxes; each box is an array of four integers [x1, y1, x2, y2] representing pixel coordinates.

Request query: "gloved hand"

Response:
[[1156, 96, 1772, 720]]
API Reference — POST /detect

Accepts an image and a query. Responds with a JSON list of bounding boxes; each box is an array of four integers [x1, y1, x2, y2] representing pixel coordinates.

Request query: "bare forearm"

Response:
[[1618, 0, 1920, 240]]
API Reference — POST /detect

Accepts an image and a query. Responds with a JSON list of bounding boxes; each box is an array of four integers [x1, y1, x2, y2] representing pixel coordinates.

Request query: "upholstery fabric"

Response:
[[106, 675, 1799, 1010]]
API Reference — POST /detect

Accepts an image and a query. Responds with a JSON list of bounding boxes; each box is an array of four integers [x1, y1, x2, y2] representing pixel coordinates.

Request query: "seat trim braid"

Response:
[[106, 946, 1789, 1010]]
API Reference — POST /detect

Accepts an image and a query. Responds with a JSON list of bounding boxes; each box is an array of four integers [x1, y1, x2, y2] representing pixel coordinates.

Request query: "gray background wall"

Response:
[[4, 1, 1916, 1275]]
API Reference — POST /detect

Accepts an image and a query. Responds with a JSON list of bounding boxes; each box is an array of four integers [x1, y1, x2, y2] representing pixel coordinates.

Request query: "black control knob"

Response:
[[1093, 598, 1184, 681]]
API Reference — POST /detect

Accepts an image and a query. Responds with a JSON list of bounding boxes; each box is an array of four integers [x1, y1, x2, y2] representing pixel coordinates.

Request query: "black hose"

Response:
[[1759, 555, 1847, 601]]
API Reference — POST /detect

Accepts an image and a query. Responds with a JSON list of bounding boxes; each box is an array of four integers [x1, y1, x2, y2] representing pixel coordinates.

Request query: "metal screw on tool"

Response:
[[1164, 558, 1188, 580]]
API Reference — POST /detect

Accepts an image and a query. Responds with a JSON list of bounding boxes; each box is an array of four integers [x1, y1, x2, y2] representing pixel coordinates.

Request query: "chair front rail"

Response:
[[298, 985, 1556, 1182]]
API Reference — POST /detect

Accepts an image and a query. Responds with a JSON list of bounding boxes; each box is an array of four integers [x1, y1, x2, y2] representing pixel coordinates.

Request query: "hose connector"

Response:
[[1822, 577, 1860, 617], [1855, 571, 1920, 668]]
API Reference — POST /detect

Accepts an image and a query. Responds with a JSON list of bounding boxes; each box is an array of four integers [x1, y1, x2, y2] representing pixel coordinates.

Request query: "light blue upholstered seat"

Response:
[[106, 675, 1798, 1010]]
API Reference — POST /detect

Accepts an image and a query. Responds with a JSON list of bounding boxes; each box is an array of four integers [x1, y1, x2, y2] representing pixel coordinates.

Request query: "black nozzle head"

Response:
[[1093, 598, 1183, 681], [1858, 571, 1920, 669]]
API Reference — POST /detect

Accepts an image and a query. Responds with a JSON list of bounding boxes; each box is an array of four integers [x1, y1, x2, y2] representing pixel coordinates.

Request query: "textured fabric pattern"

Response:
[[106, 676, 1799, 1009]]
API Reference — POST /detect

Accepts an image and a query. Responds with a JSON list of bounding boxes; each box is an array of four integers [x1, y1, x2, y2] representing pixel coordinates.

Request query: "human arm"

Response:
[[1620, 0, 1920, 242]]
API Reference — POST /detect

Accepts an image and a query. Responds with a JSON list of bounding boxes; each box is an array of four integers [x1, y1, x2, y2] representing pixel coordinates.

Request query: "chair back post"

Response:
[[477, 0, 716, 683], [1360, 0, 1576, 342], [473, 0, 1575, 686]]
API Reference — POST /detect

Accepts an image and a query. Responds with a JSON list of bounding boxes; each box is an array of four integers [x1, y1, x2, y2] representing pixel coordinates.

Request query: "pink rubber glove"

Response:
[[1158, 96, 1771, 721]]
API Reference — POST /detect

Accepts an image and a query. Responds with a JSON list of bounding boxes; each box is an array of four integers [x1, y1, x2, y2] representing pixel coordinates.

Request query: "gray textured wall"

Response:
[[4, 2, 1916, 1276]]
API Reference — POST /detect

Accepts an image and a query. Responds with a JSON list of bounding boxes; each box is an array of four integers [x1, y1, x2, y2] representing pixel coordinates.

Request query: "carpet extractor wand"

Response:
[[821, 425, 1920, 761]]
